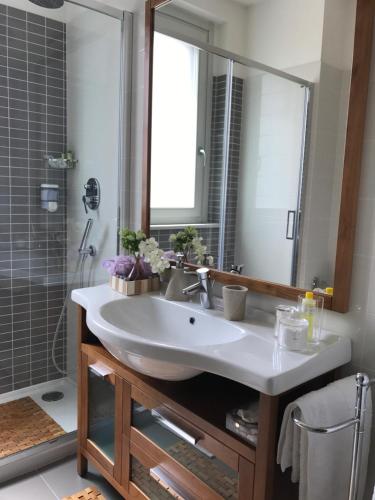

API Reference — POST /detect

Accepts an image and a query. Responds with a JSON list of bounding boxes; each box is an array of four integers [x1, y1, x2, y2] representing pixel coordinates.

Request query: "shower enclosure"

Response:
[[0, 0, 131, 481]]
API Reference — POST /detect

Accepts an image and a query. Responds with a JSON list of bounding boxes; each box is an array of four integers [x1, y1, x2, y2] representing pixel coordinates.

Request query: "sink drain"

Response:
[[42, 391, 64, 402]]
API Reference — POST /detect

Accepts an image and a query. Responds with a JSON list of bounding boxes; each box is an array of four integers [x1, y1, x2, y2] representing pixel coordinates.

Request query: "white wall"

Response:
[[298, 0, 355, 289], [174, 0, 248, 57], [247, 0, 324, 70]]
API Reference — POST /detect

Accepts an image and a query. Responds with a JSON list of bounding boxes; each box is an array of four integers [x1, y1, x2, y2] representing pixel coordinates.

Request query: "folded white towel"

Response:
[[277, 375, 372, 500]]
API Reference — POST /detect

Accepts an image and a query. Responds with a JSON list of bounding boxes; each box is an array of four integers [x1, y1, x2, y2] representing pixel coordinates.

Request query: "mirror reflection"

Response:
[[150, 0, 356, 291]]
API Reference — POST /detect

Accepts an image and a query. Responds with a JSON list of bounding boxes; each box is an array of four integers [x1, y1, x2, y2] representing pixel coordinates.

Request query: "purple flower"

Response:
[[164, 250, 177, 260], [102, 255, 134, 277], [102, 255, 154, 279], [102, 258, 116, 276], [114, 255, 135, 277]]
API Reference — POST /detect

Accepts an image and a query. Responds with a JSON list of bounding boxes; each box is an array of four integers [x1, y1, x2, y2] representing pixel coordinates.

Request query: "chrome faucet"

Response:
[[182, 267, 214, 309], [230, 264, 244, 275]]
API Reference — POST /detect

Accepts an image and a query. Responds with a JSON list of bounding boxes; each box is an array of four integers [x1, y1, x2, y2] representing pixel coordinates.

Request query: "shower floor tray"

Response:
[[0, 378, 77, 434], [0, 378, 77, 484]]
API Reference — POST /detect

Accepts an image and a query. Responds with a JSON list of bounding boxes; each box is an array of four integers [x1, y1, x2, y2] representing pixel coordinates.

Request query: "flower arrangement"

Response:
[[169, 226, 214, 266], [102, 229, 170, 293], [139, 237, 170, 275]]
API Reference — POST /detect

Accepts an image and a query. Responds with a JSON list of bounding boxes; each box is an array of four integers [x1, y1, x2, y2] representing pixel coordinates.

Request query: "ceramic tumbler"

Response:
[[222, 285, 248, 321]]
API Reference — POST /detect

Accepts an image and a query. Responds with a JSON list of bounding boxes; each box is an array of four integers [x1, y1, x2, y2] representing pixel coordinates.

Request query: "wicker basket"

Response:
[[110, 275, 160, 296]]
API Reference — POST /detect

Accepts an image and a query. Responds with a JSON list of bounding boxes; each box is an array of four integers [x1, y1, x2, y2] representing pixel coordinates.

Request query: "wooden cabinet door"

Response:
[[80, 351, 124, 483]]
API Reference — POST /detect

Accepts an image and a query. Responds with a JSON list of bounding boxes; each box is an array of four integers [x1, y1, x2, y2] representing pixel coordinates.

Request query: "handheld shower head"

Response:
[[28, 0, 64, 8]]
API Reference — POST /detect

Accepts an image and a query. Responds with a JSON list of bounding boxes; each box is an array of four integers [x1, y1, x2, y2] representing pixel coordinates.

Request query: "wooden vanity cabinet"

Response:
[[77, 306, 333, 500]]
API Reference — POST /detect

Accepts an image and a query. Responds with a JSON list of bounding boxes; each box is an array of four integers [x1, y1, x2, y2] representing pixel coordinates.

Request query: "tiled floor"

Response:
[[0, 456, 123, 500], [0, 378, 77, 433]]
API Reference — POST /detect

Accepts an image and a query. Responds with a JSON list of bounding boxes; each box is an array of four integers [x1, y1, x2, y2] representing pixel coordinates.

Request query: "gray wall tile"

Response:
[[0, 3, 67, 395]]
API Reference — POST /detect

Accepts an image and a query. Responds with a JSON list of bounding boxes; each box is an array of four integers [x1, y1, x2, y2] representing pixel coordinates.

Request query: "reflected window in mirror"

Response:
[[151, 33, 203, 222], [151, 10, 212, 226]]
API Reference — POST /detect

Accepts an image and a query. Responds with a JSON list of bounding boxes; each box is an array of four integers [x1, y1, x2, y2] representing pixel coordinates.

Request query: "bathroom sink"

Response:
[[72, 285, 351, 394], [100, 296, 245, 347], [93, 295, 245, 381]]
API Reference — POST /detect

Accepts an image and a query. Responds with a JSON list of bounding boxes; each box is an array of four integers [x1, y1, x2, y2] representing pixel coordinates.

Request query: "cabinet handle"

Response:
[[151, 409, 215, 459], [150, 466, 191, 500], [151, 409, 198, 445], [88, 362, 113, 379]]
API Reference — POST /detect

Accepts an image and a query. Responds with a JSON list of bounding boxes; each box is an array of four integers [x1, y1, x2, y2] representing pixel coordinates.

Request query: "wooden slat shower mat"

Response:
[[0, 396, 65, 458], [62, 487, 105, 500]]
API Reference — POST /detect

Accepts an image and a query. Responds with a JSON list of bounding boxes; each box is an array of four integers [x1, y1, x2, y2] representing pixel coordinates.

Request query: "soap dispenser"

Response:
[[165, 253, 190, 302]]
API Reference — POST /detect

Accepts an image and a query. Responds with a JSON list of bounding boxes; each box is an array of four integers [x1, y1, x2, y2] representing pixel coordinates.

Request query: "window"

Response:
[[151, 13, 210, 225]]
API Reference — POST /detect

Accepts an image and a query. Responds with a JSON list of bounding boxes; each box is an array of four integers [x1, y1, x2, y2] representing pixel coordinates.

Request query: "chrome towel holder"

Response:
[[292, 373, 373, 500]]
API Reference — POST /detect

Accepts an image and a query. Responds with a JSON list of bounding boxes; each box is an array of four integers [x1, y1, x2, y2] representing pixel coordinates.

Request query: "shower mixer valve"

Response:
[[82, 178, 100, 214]]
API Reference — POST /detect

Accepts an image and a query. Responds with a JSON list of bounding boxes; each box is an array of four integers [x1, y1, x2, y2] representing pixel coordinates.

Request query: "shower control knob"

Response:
[[82, 178, 100, 213]]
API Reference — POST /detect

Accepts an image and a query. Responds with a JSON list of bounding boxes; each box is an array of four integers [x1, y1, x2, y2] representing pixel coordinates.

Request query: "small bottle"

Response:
[[278, 313, 309, 352], [300, 291, 316, 341]]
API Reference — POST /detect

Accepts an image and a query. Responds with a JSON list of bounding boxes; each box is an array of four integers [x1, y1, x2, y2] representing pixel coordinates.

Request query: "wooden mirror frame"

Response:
[[142, 0, 375, 313]]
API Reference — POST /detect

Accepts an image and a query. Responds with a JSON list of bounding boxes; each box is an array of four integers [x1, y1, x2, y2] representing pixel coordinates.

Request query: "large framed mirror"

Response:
[[143, 0, 375, 312]]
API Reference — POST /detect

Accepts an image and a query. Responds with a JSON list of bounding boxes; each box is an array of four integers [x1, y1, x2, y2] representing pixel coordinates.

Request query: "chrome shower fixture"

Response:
[[28, 0, 64, 8], [79, 218, 96, 257]]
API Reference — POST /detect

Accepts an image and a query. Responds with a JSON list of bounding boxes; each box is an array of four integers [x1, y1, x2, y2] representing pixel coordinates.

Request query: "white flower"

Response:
[[192, 237, 207, 264], [139, 238, 170, 274]]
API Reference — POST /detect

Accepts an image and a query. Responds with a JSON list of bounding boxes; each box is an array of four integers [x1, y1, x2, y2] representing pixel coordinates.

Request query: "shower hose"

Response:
[[51, 252, 89, 376]]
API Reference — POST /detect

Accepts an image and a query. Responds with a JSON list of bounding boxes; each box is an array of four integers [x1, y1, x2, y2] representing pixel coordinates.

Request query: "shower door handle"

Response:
[[198, 147, 206, 167], [286, 210, 296, 240]]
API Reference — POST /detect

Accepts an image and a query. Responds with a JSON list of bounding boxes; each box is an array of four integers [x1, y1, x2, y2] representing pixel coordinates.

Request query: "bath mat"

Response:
[[61, 487, 105, 500], [0, 396, 65, 458]]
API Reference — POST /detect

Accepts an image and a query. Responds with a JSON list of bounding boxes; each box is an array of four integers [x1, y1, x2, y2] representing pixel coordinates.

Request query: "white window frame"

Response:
[[151, 8, 213, 225]]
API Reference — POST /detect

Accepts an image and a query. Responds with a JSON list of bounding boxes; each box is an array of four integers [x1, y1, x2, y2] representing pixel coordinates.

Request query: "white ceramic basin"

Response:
[[94, 295, 244, 380], [72, 285, 351, 394], [101, 297, 245, 347]]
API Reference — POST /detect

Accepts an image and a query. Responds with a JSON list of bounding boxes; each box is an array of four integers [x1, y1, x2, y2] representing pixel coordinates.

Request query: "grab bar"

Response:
[[291, 373, 374, 500]]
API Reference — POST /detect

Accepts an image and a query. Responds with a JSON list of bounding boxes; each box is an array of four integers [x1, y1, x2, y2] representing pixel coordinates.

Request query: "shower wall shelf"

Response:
[[44, 154, 78, 170]]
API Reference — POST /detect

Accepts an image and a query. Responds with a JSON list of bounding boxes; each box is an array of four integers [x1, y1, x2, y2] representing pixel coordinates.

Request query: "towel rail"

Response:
[[291, 373, 374, 500]]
